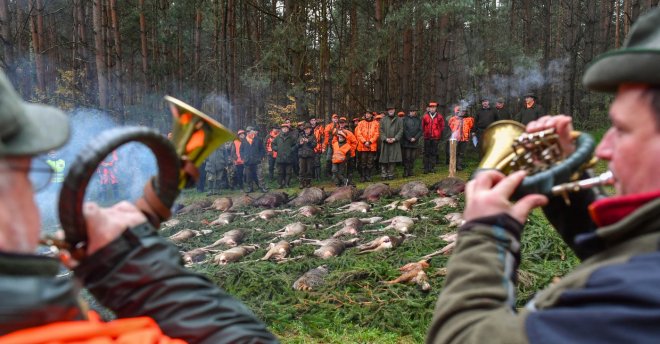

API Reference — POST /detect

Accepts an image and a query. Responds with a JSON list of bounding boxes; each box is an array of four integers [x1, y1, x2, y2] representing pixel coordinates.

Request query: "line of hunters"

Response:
[[204, 95, 541, 194]]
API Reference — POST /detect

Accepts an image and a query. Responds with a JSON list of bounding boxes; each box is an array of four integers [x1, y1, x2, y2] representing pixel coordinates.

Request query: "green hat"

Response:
[[0, 71, 69, 157], [583, 8, 660, 92]]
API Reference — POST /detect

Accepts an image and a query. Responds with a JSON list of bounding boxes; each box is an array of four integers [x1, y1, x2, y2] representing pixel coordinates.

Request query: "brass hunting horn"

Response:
[[52, 96, 235, 260], [475, 120, 614, 200]]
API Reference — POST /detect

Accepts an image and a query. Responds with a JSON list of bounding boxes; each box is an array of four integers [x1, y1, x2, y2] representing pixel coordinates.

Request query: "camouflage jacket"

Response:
[[0, 223, 279, 343], [427, 194, 660, 344]]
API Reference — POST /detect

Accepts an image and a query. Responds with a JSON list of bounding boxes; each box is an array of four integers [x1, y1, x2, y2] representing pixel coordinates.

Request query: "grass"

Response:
[[163, 145, 584, 343]]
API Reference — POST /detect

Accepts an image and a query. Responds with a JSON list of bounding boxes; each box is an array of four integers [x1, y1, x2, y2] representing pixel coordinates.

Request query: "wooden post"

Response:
[[449, 139, 457, 177]]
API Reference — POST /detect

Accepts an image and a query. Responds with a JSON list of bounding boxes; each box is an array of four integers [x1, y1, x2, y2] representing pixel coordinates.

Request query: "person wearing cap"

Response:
[[272, 123, 297, 188], [474, 98, 500, 159], [330, 130, 352, 186], [229, 129, 246, 190], [401, 108, 422, 177], [422, 101, 445, 173], [355, 110, 380, 182], [514, 92, 545, 125], [0, 71, 277, 342], [297, 122, 317, 188], [310, 118, 324, 181], [428, 8, 660, 343], [240, 126, 268, 193], [330, 117, 358, 182], [323, 114, 340, 177], [265, 127, 280, 181], [448, 104, 475, 171], [378, 105, 403, 180], [494, 97, 510, 120]]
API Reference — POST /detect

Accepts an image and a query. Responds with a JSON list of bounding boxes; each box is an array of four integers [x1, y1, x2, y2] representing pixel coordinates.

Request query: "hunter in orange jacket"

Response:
[[355, 115, 380, 152]]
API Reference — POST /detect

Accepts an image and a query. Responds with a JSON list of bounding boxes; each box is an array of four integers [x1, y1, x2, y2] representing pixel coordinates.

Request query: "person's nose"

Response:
[[595, 128, 614, 161]]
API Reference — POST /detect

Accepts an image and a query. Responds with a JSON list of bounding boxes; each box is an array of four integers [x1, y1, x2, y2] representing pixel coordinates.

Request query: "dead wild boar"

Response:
[[292, 265, 329, 291], [213, 245, 259, 265], [323, 186, 358, 204], [229, 194, 255, 211], [432, 177, 466, 197], [399, 181, 430, 198], [252, 191, 289, 208], [205, 197, 233, 212], [288, 187, 326, 206], [176, 199, 213, 215], [357, 233, 406, 254], [303, 238, 360, 259], [201, 229, 244, 249], [260, 240, 291, 261], [360, 183, 392, 202]]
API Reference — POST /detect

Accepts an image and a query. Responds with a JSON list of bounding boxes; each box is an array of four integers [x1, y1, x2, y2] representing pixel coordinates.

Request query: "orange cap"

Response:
[[428, 102, 438, 107], [331, 113, 339, 119], [339, 116, 347, 122], [397, 111, 405, 117], [237, 129, 246, 135]]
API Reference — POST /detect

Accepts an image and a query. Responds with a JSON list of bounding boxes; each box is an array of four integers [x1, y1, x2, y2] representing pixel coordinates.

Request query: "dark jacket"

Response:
[[514, 102, 545, 125], [240, 135, 265, 165], [297, 132, 317, 158], [474, 107, 499, 132], [0, 223, 279, 343], [426, 194, 660, 344], [272, 132, 297, 164], [206, 143, 232, 173], [402, 115, 423, 148], [494, 106, 510, 121]]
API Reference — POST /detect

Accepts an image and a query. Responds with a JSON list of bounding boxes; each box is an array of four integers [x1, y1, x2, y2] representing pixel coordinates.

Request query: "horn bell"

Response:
[[476, 120, 526, 174], [165, 95, 236, 189]]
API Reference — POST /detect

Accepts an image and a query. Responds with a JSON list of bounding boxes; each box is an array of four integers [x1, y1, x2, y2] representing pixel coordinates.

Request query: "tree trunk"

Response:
[[109, 0, 123, 113], [29, 0, 45, 93], [139, 0, 149, 90], [93, 0, 108, 108], [0, 0, 13, 72]]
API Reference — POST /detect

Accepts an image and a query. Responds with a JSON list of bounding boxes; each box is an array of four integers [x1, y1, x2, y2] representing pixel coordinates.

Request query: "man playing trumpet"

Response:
[[428, 8, 660, 343]]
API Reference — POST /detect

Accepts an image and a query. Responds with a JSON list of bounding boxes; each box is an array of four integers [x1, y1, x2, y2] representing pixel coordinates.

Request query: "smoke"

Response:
[[37, 109, 157, 231], [478, 58, 569, 101], [202, 93, 236, 131]]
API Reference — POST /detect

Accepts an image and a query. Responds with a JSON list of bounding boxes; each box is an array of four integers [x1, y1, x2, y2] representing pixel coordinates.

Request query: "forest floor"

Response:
[[163, 143, 607, 344]]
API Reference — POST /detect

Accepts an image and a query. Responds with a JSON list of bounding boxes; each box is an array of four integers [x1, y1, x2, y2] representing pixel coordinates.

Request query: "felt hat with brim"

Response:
[[583, 8, 660, 92], [0, 72, 70, 157]]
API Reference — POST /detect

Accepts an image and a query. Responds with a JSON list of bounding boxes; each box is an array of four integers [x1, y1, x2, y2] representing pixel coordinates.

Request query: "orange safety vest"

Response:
[[323, 122, 339, 152], [233, 140, 244, 165], [332, 141, 351, 164], [448, 116, 474, 141], [266, 131, 279, 158], [331, 128, 357, 157], [313, 125, 324, 153], [0, 311, 185, 344]]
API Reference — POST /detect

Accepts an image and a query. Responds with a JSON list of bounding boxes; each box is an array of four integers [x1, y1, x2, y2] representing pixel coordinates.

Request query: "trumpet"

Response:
[[476, 120, 614, 200]]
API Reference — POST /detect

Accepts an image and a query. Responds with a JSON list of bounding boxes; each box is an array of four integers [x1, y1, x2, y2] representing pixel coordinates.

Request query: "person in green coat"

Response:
[[378, 105, 403, 180], [272, 123, 297, 188]]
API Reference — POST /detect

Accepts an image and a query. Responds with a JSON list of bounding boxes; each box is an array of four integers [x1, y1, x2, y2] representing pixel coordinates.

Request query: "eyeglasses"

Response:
[[4, 158, 54, 192]]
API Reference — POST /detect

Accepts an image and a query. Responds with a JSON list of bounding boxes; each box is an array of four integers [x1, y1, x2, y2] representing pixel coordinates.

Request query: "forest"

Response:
[[1, 0, 658, 131]]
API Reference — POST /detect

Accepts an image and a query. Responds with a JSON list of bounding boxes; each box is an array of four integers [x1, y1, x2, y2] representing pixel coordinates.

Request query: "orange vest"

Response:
[[233, 140, 244, 165], [313, 125, 324, 153], [0, 311, 185, 344], [331, 128, 358, 157], [448, 116, 474, 141], [323, 122, 339, 151], [332, 141, 352, 164], [355, 120, 380, 152]]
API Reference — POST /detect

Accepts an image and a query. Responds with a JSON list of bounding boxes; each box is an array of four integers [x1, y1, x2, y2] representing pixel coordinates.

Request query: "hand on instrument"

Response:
[[464, 170, 548, 224], [526, 115, 575, 158], [83, 201, 147, 255]]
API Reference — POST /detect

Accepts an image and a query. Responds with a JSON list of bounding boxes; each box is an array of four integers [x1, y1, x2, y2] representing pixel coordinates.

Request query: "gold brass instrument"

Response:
[[50, 96, 235, 260], [476, 120, 614, 200]]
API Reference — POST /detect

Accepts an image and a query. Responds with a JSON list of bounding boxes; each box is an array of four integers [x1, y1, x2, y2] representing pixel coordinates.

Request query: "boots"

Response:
[[278, 175, 285, 188], [285, 175, 291, 188]]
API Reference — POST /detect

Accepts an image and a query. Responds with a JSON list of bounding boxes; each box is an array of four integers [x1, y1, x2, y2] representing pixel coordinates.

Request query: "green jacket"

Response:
[[0, 223, 279, 343], [272, 132, 297, 164], [514, 103, 545, 125], [402, 115, 423, 148], [379, 115, 403, 163], [427, 195, 660, 344]]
